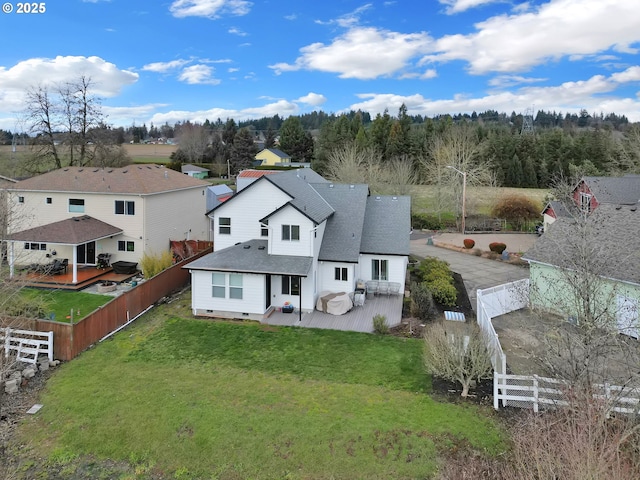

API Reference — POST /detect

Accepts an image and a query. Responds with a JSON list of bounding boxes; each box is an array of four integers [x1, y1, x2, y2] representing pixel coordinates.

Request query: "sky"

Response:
[[0, 0, 639, 132]]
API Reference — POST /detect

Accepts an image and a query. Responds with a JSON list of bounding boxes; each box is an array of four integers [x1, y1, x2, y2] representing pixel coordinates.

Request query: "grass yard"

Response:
[[13, 293, 506, 479], [20, 288, 113, 323]]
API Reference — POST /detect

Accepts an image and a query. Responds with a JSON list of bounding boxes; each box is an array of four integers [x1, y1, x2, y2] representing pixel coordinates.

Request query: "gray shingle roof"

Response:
[[8, 215, 123, 245], [523, 203, 640, 285], [266, 170, 334, 224], [581, 176, 640, 205], [259, 148, 290, 159], [360, 195, 411, 256], [313, 183, 369, 262], [543, 200, 572, 218], [184, 239, 312, 276]]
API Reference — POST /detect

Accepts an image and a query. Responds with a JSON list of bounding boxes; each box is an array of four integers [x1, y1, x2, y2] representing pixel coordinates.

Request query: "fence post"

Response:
[[533, 375, 539, 413], [4, 327, 10, 358], [494, 371, 499, 410], [47, 331, 54, 362]]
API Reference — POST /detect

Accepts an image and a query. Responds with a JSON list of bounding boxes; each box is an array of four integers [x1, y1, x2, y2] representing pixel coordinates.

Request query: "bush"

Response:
[[140, 249, 174, 278], [417, 258, 457, 307], [463, 238, 475, 249], [489, 242, 507, 254], [491, 194, 541, 231], [411, 213, 442, 230], [417, 257, 451, 283], [372, 314, 389, 334], [427, 277, 457, 307], [410, 282, 437, 321]]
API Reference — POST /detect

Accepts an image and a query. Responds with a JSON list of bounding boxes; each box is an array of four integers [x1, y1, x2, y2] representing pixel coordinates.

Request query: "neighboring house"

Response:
[[255, 148, 291, 167], [572, 175, 640, 215], [181, 164, 210, 179], [206, 184, 233, 211], [541, 200, 572, 232], [5, 165, 210, 283], [0, 174, 18, 260], [524, 203, 640, 338], [236, 169, 280, 192], [184, 169, 411, 321]]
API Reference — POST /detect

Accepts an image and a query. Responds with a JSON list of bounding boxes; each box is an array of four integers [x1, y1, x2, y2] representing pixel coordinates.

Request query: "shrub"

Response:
[[491, 194, 541, 231], [489, 242, 507, 254], [411, 213, 442, 230], [140, 249, 174, 278], [427, 277, 457, 307], [417, 258, 457, 307], [417, 257, 451, 283], [410, 282, 437, 321], [463, 238, 475, 249], [372, 314, 389, 334]]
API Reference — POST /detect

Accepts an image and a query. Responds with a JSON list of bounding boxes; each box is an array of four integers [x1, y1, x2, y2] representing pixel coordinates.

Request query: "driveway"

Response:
[[410, 231, 533, 311]]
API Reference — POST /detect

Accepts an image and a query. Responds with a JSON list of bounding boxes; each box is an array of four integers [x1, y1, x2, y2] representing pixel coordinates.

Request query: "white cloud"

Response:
[[228, 27, 247, 36], [142, 59, 191, 73], [284, 13, 297, 21], [178, 64, 221, 85], [346, 66, 640, 121], [296, 92, 327, 106], [315, 4, 372, 28], [488, 75, 547, 88], [439, 0, 502, 14], [0, 56, 138, 97], [169, 0, 252, 19], [426, 0, 640, 74], [270, 27, 433, 79]]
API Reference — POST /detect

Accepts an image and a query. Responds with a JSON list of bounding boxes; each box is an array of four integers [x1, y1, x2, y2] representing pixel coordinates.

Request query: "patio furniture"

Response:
[[365, 281, 378, 298], [378, 281, 389, 295], [111, 260, 138, 274], [97, 253, 111, 269], [389, 282, 400, 296], [316, 291, 353, 315]]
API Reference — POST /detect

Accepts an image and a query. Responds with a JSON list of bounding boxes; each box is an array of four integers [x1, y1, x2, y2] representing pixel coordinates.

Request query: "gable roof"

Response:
[[256, 148, 290, 159], [265, 170, 334, 224], [8, 215, 123, 245], [542, 200, 572, 218], [579, 176, 640, 205], [312, 183, 369, 263], [184, 239, 312, 276], [181, 164, 209, 173], [237, 169, 280, 179], [0, 174, 17, 188], [10, 165, 209, 195], [360, 195, 411, 256], [208, 184, 233, 196], [524, 203, 640, 285]]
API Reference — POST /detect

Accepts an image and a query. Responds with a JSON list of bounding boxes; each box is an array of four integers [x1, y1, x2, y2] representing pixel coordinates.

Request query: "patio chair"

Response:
[[389, 282, 400, 296], [366, 281, 378, 297], [378, 281, 389, 296]]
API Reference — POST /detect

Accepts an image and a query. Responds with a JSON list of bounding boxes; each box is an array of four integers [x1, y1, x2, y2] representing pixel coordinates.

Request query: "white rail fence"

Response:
[[0, 327, 53, 365], [476, 280, 640, 413]]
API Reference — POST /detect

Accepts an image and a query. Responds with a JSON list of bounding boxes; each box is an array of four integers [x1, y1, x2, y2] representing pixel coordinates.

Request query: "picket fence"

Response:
[[476, 280, 640, 413]]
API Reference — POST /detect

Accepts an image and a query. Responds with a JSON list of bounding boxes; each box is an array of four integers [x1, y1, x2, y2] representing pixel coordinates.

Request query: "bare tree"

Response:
[[176, 123, 210, 164], [24, 76, 106, 171], [423, 322, 493, 397]]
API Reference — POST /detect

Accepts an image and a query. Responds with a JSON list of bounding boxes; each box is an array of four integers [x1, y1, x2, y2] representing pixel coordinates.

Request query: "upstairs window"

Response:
[[580, 192, 592, 214], [69, 198, 85, 213], [18, 196, 24, 203], [282, 225, 300, 241], [118, 241, 135, 252], [261, 220, 269, 237], [219, 217, 231, 235], [46, 197, 52, 204], [115, 200, 135, 215]]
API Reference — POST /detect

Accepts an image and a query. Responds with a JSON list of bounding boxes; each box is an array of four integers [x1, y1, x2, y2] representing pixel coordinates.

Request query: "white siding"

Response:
[[358, 254, 408, 292], [269, 207, 315, 257], [190, 270, 265, 320], [212, 180, 290, 251], [270, 274, 315, 312], [318, 262, 356, 294]]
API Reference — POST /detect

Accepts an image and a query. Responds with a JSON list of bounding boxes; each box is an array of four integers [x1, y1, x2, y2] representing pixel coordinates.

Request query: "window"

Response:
[[229, 274, 243, 299], [18, 196, 24, 203], [282, 224, 300, 241], [219, 217, 231, 235], [25, 243, 46, 250], [372, 259, 388, 281], [282, 275, 300, 295], [212, 273, 225, 298], [580, 192, 592, 214], [69, 198, 85, 213], [211, 273, 243, 299], [46, 197, 52, 204], [115, 200, 135, 215], [118, 241, 135, 252], [334, 267, 348, 281], [261, 220, 269, 237]]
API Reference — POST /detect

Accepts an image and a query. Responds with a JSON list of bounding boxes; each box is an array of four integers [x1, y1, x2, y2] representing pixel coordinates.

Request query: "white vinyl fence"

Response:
[[1, 327, 53, 365], [476, 279, 640, 414]]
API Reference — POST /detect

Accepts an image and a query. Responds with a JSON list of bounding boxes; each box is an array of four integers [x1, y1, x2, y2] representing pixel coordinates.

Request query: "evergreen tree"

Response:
[[506, 153, 524, 187], [230, 128, 258, 174], [522, 155, 538, 187]]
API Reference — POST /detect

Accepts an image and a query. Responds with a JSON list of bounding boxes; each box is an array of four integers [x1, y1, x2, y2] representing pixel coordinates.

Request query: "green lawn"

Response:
[[15, 294, 506, 479], [21, 288, 113, 323]]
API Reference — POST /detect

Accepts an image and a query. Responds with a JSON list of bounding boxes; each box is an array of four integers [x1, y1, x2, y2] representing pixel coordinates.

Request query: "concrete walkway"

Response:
[[410, 232, 533, 310]]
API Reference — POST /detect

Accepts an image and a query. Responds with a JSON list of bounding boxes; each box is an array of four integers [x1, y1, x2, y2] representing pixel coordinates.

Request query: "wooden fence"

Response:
[[18, 246, 211, 361]]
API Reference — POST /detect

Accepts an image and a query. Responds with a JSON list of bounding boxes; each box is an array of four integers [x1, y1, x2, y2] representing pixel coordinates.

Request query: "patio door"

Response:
[[77, 241, 96, 265], [265, 274, 271, 310]]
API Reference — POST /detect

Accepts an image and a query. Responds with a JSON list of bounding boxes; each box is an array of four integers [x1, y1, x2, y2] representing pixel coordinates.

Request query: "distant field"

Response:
[[412, 185, 549, 216], [124, 143, 177, 161]]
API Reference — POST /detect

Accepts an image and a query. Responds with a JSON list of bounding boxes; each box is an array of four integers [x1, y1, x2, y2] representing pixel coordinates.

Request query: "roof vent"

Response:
[[73, 217, 80, 222], [375, 196, 381, 201], [93, 169, 99, 172], [164, 171, 168, 178], [349, 185, 355, 189], [243, 245, 251, 249], [632, 206, 637, 212], [392, 196, 398, 201], [258, 246, 265, 250], [122, 170, 128, 174], [616, 205, 622, 210], [329, 184, 334, 188]]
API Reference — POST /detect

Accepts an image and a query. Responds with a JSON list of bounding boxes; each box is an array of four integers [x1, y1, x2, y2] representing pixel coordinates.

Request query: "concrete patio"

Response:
[[262, 294, 404, 333]]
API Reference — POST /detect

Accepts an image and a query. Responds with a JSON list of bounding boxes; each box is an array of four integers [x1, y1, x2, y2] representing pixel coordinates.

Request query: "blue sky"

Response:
[[0, 0, 639, 132]]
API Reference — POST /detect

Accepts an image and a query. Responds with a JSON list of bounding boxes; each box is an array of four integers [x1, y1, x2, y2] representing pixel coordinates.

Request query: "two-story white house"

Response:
[[184, 169, 411, 320], [5, 165, 210, 283]]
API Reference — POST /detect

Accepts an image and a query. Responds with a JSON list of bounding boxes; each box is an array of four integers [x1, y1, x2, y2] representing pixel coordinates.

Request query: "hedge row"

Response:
[[416, 258, 457, 307]]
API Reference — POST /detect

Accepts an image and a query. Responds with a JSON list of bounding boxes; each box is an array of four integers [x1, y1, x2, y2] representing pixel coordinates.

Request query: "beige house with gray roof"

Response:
[[5, 165, 210, 283]]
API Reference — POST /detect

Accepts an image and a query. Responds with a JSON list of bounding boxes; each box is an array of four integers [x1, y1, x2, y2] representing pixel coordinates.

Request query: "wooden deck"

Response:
[[263, 294, 403, 333], [19, 265, 138, 290]]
